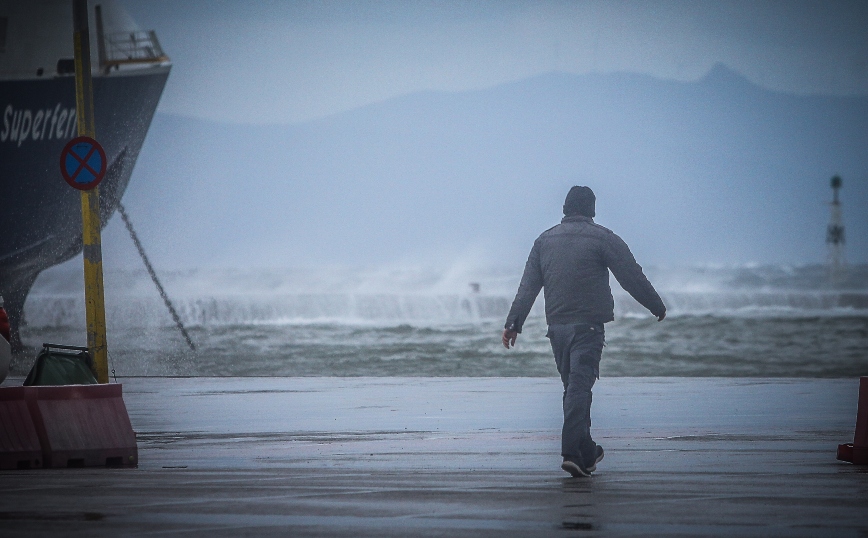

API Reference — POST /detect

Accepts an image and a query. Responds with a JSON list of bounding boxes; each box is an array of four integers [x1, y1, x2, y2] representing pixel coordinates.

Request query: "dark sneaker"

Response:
[[586, 445, 605, 473], [561, 457, 591, 478]]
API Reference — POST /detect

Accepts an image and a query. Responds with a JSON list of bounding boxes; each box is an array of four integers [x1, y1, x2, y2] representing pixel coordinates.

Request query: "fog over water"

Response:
[[90, 0, 868, 270], [94, 67, 868, 270], [19, 2, 868, 377]]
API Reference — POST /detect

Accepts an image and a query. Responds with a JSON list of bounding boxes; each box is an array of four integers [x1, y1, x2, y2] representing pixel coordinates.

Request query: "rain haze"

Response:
[[7, 4, 868, 531], [16, 0, 845, 380], [14, 0, 866, 376], [86, 0, 868, 271]]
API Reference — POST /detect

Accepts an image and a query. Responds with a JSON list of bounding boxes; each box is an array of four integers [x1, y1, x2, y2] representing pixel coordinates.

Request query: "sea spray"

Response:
[[14, 264, 868, 377]]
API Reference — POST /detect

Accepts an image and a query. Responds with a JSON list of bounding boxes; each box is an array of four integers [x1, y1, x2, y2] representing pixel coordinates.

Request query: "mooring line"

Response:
[[116, 202, 196, 351]]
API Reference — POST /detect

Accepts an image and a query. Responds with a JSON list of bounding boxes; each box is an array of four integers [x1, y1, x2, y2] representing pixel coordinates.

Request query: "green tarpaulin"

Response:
[[24, 347, 97, 386]]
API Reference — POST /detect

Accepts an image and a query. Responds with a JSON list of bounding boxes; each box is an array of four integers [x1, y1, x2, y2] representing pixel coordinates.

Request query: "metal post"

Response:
[[94, 4, 107, 73], [73, 0, 109, 383], [827, 175, 846, 285]]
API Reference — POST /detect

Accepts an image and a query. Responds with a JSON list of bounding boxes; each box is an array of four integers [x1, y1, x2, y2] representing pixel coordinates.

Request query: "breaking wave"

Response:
[[9, 263, 866, 378], [22, 264, 868, 329]]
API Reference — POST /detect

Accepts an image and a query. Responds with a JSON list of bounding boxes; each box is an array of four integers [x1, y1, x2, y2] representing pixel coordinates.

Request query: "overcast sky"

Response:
[[90, 0, 868, 270], [119, 0, 868, 125]]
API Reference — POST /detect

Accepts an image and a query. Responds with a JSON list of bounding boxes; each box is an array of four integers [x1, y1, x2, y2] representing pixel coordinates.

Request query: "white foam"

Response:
[[24, 264, 867, 329]]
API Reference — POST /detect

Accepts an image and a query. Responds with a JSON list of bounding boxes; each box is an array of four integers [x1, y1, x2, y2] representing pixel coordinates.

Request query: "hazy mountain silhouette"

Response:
[[107, 64, 868, 268]]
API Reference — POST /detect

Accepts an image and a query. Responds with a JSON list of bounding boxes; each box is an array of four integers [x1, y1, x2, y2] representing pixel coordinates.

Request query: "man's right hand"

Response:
[[657, 311, 666, 322], [502, 329, 518, 349]]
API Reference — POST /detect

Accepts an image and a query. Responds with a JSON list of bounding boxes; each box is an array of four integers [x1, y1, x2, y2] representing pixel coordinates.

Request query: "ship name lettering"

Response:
[[1, 104, 77, 146]]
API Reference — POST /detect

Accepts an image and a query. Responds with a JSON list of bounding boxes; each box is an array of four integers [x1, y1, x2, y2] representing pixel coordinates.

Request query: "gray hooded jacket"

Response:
[[505, 215, 665, 332]]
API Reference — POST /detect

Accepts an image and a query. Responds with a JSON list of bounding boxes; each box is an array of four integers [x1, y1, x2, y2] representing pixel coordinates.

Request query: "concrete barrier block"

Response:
[[854, 377, 868, 447], [0, 387, 42, 469], [838, 377, 868, 465], [29, 384, 138, 468]]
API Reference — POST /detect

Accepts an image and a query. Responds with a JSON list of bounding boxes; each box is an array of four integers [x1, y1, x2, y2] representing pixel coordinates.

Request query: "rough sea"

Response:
[[10, 264, 868, 378]]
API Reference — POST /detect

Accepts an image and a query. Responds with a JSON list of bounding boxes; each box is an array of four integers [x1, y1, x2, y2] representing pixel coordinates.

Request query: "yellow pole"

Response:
[[73, 0, 109, 383]]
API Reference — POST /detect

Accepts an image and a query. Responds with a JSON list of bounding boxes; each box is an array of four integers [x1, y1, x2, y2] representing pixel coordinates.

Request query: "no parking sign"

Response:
[[60, 136, 107, 190]]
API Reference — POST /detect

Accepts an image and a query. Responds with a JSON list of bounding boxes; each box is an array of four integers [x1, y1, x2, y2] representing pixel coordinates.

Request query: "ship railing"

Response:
[[99, 30, 169, 69]]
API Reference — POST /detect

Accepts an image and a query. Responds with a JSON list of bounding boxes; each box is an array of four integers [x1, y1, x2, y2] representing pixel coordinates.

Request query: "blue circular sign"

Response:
[[60, 136, 107, 190]]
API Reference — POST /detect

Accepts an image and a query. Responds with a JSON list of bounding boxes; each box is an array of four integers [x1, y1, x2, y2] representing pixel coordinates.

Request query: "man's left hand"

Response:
[[502, 329, 518, 349]]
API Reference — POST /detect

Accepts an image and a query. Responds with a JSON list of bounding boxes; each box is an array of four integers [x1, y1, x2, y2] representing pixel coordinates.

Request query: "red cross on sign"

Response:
[[60, 136, 107, 191]]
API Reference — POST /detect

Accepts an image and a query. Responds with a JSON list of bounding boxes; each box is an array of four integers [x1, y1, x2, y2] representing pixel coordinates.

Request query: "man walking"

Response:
[[502, 186, 666, 477]]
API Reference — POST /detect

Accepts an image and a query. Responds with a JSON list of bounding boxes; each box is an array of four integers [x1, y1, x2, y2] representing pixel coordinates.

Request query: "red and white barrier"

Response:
[[837, 377, 868, 465], [0, 384, 137, 469], [0, 387, 43, 469]]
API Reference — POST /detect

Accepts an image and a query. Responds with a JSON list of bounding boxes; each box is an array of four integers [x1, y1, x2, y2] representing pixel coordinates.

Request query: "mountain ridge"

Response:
[[154, 63, 832, 129], [102, 65, 868, 269]]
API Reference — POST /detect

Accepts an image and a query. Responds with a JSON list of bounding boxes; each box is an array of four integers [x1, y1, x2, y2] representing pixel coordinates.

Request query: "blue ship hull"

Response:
[[0, 67, 170, 349]]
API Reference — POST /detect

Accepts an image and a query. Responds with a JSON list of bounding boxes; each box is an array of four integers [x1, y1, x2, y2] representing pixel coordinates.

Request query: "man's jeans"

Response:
[[547, 323, 605, 462]]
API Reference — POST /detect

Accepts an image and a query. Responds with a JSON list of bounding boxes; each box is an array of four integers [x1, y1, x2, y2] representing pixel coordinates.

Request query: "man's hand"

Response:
[[502, 329, 518, 349], [657, 311, 666, 322]]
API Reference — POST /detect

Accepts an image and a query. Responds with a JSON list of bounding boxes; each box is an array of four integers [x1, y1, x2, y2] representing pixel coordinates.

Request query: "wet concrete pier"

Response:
[[0, 376, 866, 536]]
